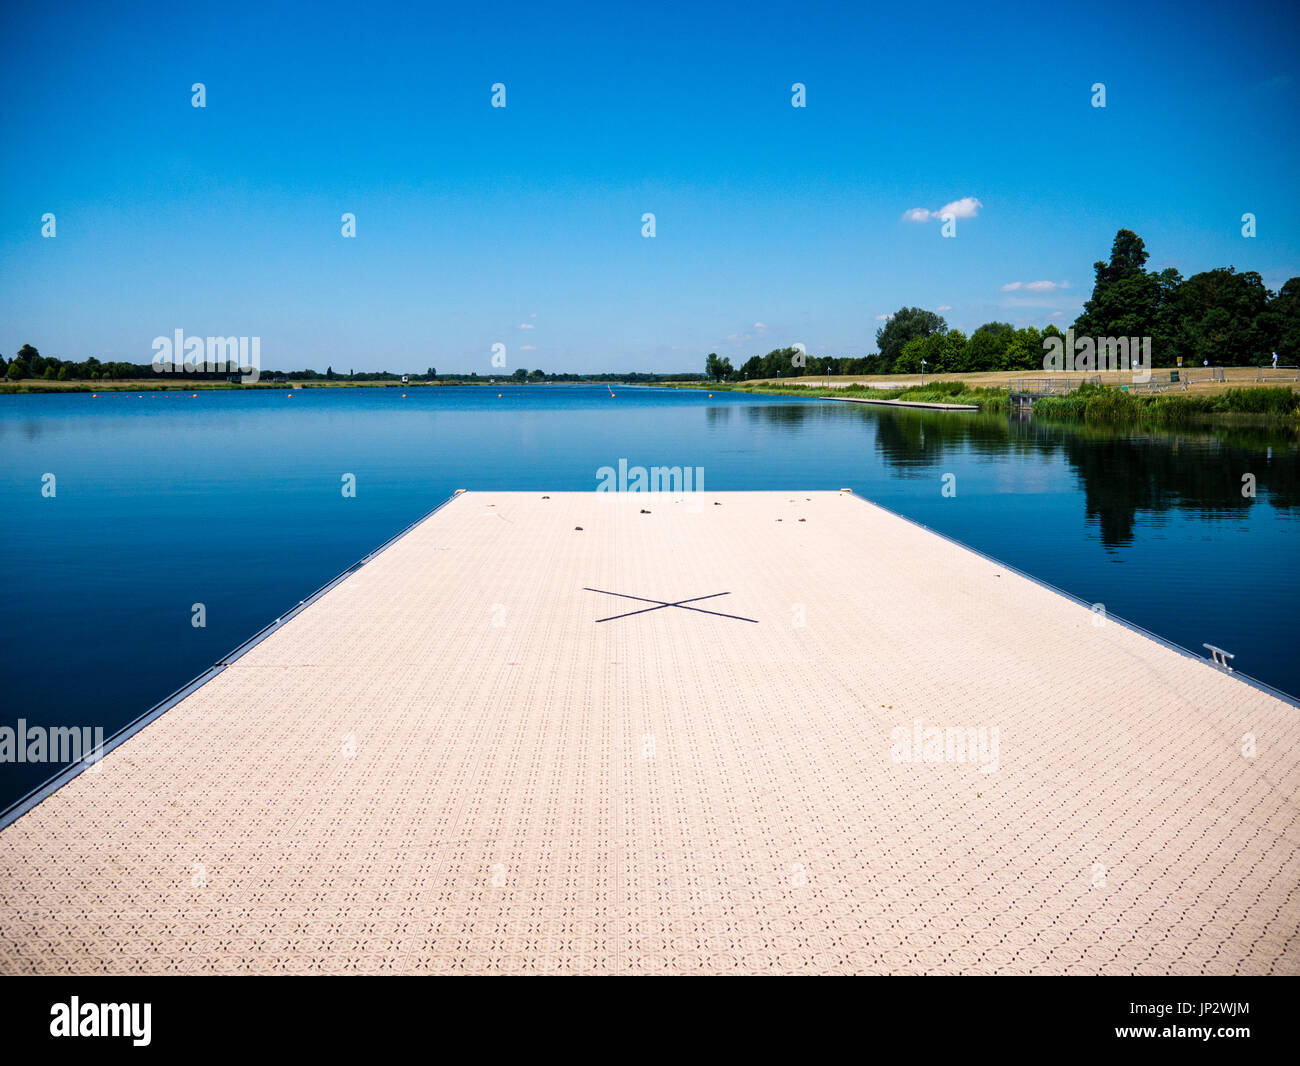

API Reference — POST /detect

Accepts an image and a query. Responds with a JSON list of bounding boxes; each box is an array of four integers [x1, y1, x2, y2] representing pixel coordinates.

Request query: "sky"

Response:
[[1, 0, 1298, 374]]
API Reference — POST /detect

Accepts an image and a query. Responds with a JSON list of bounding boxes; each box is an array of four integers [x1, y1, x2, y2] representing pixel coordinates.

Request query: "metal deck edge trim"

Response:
[[846, 491, 1300, 709], [0, 490, 469, 832]]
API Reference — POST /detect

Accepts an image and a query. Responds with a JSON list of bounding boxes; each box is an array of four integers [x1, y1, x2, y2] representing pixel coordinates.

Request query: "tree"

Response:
[[1097, 228, 1148, 285], [511, 368, 528, 382], [1165, 268, 1274, 366], [965, 325, 1014, 371], [705, 353, 726, 381], [528, 368, 545, 381], [57, 366, 69, 381], [876, 308, 947, 372], [1270, 278, 1300, 361], [896, 329, 967, 373], [7, 362, 24, 381], [426, 367, 436, 379], [1004, 326, 1044, 370], [1073, 230, 1179, 361]]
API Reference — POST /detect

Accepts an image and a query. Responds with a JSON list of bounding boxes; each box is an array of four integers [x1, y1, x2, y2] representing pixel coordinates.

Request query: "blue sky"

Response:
[[2, 0, 1297, 374]]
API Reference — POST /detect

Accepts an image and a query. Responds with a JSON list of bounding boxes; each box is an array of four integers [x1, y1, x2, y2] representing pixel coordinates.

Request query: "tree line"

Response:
[[0, 346, 704, 384], [704, 229, 1300, 380]]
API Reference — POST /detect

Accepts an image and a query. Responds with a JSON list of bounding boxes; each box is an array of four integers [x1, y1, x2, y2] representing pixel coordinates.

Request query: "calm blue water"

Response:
[[2, 384, 1297, 808]]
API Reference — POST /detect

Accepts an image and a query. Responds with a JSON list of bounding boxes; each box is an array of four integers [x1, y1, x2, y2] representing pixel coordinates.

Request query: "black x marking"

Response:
[[584, 588, 759, 624]]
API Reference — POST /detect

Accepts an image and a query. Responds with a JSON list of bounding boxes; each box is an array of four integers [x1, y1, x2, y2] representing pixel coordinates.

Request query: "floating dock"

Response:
[[2, 490, 1297, 974], [831, 396, 979, 410]]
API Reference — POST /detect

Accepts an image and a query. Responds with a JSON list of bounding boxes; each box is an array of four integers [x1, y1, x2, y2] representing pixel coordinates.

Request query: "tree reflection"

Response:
[[863, 405, 1300, 548]]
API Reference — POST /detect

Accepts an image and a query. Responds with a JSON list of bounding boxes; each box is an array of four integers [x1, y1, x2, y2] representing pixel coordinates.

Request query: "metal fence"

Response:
[[1007, 376, 1101, 396]]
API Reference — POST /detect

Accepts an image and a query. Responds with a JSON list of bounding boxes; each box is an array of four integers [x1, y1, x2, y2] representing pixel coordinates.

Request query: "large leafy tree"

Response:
[[1074, 230, 1185, 364], [1166, 268, 1274, 366], [895, 329, 968, 374], [876, 308, 947, 371], [1097, 228, 1148, 285], [1003, 325, 1044, 370], [1269, 278, 1300, 362], [966, 324, 1015, 372]]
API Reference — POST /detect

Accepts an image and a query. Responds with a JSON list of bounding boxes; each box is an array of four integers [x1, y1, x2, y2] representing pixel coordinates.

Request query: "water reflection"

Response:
[[863, 406, 1300, 548], [745, 403, 815, 427]]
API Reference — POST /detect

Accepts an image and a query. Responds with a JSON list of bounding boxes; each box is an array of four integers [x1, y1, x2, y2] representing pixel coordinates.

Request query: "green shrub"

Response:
[[1212, 387, 1298, 415]]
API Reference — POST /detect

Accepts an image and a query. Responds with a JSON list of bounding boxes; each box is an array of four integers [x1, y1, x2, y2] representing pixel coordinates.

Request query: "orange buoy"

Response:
[[498, 393, 502, 397]]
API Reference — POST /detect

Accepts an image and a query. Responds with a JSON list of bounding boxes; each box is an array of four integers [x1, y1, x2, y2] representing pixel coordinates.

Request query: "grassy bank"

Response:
[[754, 367, 1300, 393], [1032, 383, 1300, 421], [671, 379, 1300, 423]]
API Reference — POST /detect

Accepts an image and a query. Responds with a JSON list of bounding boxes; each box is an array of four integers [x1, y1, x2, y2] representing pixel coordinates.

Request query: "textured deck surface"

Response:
[[2, 490, 1297, 975]]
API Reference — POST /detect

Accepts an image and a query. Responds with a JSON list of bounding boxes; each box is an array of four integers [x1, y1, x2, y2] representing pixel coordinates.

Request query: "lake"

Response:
[[2, 384, 1297, 810]]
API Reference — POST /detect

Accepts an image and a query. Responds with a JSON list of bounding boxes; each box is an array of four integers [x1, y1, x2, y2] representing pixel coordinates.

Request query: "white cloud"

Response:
[[875, 313, 894, 321], [902, 197, 982, 224], [936, 304, 952, 311], [521, 344, 536, 350], [938, 197, 981, 220], [1003, 280, 1069, 293], [517, 323, 535, 330], [753, 321, 768, 330]]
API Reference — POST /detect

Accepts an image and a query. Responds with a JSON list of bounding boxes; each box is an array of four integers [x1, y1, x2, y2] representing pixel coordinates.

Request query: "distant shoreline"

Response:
[[0, 379, 693, 395]]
